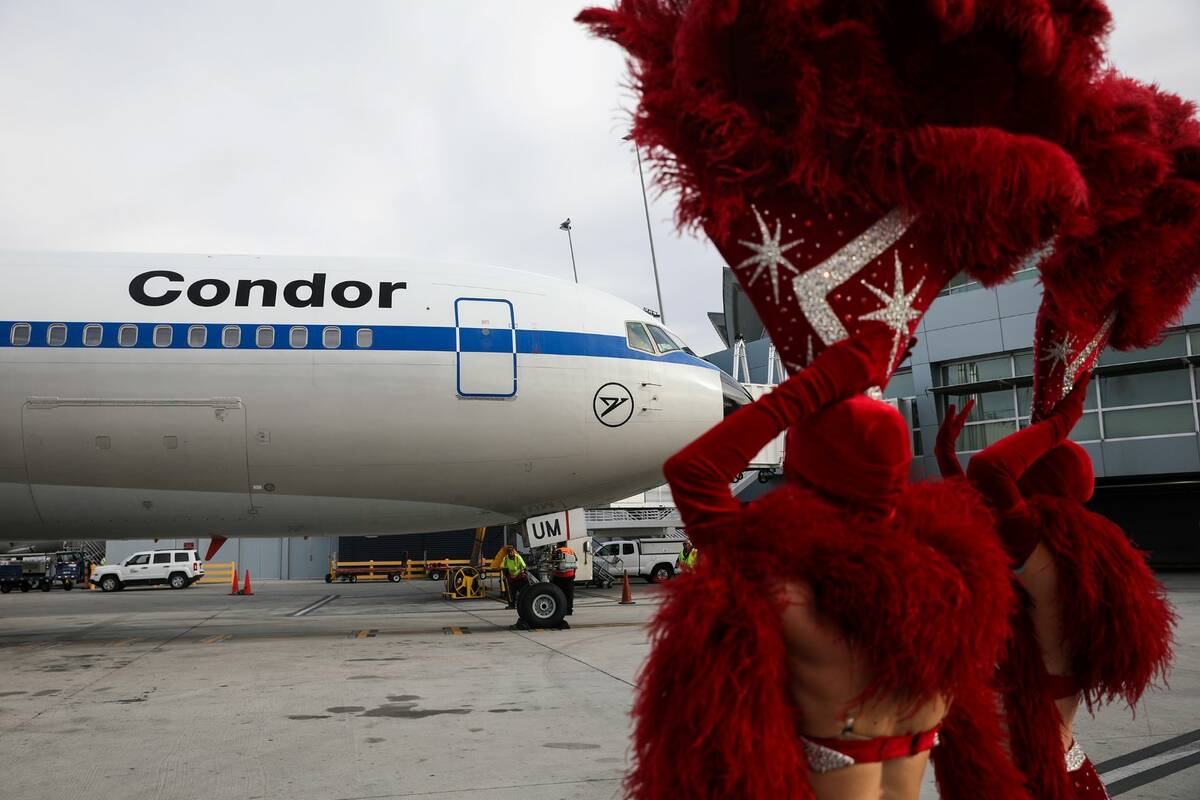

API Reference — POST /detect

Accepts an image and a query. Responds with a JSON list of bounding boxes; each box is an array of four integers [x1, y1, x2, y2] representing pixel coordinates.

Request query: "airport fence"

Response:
[[196, 562, 237, 585]]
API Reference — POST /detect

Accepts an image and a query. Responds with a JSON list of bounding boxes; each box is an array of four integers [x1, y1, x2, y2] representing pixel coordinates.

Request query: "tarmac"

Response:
[[0, 573, 1196, 799]]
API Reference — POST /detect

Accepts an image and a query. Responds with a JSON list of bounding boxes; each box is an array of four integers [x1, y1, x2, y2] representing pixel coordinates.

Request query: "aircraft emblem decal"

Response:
[[593, 382, 634, 428]]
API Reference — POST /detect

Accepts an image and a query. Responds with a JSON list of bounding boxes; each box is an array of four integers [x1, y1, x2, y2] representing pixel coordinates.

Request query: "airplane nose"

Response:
[[718, 370, 753, 417]]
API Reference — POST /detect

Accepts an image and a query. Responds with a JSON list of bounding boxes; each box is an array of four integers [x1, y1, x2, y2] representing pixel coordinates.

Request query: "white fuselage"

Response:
[[0, 252, 726, 540]]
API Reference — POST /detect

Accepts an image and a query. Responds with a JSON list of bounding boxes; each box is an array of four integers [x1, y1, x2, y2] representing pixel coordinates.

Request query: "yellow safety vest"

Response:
[[502, 553, 526, 578], [678, 548, 697, 570]]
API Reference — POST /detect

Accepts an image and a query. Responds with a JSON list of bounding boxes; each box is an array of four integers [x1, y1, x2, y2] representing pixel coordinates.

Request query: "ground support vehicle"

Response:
[[441, 565, 494, 600], [90, 549, 204, 592], [0, 554, 82, 591], [47, 550, 86, 590], [589, 557, 616, 589], [0, 563, 26, 593], [593, 538, 686, 583], [324, 558, 472, 583]]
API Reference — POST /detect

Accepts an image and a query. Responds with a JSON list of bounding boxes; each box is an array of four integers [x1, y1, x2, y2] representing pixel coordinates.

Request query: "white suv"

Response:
[[91, 550, 205, 592]]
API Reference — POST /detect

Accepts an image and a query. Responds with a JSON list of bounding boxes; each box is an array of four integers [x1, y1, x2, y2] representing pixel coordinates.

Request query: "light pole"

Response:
[[624, 133, 665, 325], [559, 218, 579, 284]]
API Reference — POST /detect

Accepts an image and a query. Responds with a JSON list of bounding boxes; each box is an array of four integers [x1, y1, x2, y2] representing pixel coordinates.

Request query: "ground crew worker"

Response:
[[502, 545, 527, 609], [550, 543, 577, 621], [676, 541, 698, 572]]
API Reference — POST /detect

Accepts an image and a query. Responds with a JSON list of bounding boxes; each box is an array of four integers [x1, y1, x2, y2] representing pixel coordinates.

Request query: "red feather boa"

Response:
[[1025, 496, 1175, 710], [627, 478, 1025, 798], [997, 496, 1176, 797]]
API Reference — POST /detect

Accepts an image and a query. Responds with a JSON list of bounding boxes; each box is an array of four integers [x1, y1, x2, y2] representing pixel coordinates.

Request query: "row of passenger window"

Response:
[[7, 323, 375, 350]]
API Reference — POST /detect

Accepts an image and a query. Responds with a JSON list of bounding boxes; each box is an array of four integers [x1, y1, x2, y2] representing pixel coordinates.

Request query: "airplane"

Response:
[[0, 252, 748, 559]]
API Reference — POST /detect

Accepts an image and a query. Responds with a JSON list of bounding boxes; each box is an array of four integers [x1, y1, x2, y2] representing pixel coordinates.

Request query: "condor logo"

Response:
[[593, 382, 634, 428], [129, 270, 407, 309]]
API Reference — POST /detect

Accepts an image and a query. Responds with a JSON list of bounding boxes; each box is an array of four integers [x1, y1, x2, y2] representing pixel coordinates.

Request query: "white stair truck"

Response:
[[594, 538, 686, 583]]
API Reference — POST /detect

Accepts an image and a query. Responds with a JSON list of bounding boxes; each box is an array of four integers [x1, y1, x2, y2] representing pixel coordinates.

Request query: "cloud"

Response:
[[0, 0, 1194, 354]]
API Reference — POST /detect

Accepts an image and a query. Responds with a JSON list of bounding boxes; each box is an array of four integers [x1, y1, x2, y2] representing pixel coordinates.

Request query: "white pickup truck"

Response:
[[593, 538, 685, 583]]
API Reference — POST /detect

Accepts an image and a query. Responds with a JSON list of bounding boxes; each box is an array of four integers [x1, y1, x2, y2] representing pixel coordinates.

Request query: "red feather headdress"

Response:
[[1031, 76, 1200, 419], [579, 0, 1108, 383]]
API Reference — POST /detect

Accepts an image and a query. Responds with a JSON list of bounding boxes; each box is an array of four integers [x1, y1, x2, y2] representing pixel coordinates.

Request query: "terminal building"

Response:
[[705, 267, 1200, 567]]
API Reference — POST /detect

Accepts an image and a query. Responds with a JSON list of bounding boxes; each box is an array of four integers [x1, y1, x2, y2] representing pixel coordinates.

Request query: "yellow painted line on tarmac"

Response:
[[351, 629, 378, 639], [201, 634, 229, 644], [114, 638, 142, 647]]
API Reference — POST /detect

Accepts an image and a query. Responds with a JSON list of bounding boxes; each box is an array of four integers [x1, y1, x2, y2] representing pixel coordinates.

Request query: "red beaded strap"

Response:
[[804, 725, 941, 764]]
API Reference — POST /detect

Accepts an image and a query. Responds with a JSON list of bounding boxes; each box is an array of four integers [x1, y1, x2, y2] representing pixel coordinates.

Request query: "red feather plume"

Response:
[[578, 0, 1109, 282], [1031, 75, 1200, 418]]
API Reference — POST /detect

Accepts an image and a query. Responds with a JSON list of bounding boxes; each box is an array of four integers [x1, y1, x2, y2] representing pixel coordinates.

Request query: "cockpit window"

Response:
[[647, 325, 680, 354], [625, 322, 656, 354], [670, 331, 696, 356]]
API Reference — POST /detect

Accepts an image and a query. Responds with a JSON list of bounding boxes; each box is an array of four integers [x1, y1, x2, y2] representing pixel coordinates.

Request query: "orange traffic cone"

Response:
[[619, 572, 636, 605], [241, 570, 253, 596], [230, 568, 240, 596]]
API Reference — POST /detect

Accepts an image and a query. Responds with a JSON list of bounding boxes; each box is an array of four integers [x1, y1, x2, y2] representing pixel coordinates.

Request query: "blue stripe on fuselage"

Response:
[[0, 321, 719, 371]]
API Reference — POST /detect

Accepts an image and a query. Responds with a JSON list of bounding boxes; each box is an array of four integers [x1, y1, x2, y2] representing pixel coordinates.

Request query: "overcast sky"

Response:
[[1, 1, 1197, 355]]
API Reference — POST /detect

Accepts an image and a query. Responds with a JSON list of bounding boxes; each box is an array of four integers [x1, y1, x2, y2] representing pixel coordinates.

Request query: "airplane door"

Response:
[[455, 298, 517, 398]]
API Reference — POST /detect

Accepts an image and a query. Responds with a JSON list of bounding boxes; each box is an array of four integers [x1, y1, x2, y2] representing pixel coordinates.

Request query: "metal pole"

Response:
[[566, 227, 579, 284], [631, 143, 666, 324], [560, 218, 579, 284]]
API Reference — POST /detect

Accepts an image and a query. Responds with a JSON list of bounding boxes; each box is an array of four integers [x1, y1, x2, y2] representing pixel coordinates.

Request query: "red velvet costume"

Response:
[[646, 329, 1019, 799], [938, 388, 1174, 800], [935, 76, 1199, 800], [577, 2, 1113, 798]]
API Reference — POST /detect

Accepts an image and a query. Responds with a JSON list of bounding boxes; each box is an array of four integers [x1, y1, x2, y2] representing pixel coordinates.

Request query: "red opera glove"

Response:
[[935, 399, 975, 479], [968, 380, 1087, 514], [664, 325, 893, 544]]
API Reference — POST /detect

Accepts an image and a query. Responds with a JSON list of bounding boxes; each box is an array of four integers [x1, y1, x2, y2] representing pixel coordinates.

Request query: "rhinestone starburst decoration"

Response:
[[791, 208, 913, 346], [1039, 332, 1078, 372], [858, 252, 925, 366], [735, 206, 802, 304]]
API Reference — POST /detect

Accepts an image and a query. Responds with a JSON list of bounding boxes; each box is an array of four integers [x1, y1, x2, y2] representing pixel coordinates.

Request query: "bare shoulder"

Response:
[[778, 580, 850, 661]]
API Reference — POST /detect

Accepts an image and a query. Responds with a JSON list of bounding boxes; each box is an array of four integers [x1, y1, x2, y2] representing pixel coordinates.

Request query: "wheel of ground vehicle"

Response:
[[324, 573, 333, 584], [168, 572, 188, 590], [0, 584, 10, 593], [19, 581, 30, 592], [650, 563, 675, 584], [348, 574, 358, 583], [63, 581, 74, 591], [388, 572, 402, 583], [40, 580, 52, 592], [517, 583, 567, 629], [427, 570, 443, 582], [99, 575, 121, 592], [447, 567, 484, 599]]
